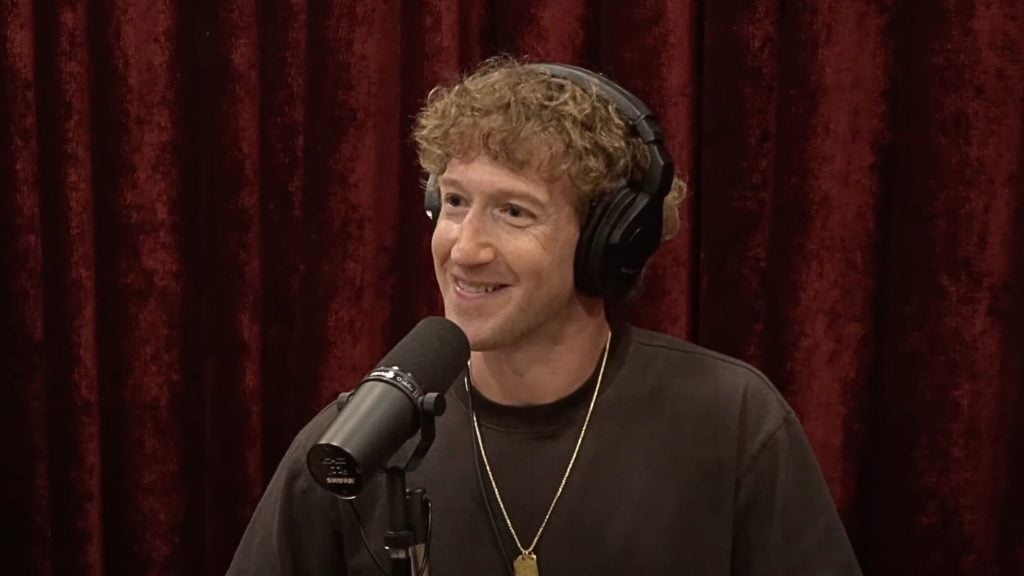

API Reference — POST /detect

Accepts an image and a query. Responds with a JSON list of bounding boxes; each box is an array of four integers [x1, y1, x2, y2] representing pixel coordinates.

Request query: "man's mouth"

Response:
[[454, 279, 508, 294]]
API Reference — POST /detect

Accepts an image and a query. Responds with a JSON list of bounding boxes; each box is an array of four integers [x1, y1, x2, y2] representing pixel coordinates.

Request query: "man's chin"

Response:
[[465, 329, 501, 352], [457, 322, 506, 352], [440, 314, 488, 350], [442, 310, 529, 352]]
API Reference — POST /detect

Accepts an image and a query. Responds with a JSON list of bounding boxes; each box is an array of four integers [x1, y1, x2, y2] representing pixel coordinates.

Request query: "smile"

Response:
[[453, 279, 508, 295]]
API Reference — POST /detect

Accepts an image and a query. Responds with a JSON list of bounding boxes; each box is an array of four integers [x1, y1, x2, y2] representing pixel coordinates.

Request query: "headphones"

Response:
[[424, 63, 675, 300]]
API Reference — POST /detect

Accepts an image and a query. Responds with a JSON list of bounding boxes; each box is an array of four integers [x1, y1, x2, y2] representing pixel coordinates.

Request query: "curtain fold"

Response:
[[1, 1, 1021, 574], [856, 2, 1024, 572]]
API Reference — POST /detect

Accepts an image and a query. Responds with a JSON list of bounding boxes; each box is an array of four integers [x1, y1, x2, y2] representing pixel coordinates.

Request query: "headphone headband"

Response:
[[525, 63, 675, 201]]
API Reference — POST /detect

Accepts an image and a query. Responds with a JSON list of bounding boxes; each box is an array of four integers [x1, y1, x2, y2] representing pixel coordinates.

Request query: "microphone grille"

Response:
[[375, 317, 470, 394]]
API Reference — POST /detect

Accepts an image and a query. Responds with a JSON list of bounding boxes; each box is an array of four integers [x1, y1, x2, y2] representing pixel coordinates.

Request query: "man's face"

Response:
[[431, 154, 592, 351]]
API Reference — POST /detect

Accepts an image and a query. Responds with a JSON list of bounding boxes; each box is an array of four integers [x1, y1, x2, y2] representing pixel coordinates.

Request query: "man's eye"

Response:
[[502, 204, 532, 220], [443, 194, 465, 208]]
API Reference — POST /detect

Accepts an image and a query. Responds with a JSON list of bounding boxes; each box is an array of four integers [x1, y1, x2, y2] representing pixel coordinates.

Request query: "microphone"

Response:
[[307, 317, 470, 498]]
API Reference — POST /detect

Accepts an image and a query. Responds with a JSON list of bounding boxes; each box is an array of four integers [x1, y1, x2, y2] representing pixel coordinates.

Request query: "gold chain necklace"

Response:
[[466, 332, 612, 576]]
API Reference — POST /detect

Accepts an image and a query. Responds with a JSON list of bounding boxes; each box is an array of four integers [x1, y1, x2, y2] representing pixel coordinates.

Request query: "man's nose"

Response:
[[450, 210, 497, 266]]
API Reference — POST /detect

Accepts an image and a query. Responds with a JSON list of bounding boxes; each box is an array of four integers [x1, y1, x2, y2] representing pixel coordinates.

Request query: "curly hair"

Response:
[[413, 57, 687, 241]]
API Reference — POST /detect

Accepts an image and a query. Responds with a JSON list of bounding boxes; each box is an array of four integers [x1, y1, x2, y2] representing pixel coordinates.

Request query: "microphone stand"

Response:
[[374, 392, 445, 576], [383, 469, 430, 576]]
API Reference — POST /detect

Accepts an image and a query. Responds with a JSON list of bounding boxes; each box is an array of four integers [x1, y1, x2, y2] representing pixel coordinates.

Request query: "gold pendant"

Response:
[[513, 552, 539, 576]]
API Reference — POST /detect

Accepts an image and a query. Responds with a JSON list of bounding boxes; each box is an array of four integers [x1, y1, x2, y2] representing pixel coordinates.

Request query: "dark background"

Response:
[[2, 1, 1022, 574]]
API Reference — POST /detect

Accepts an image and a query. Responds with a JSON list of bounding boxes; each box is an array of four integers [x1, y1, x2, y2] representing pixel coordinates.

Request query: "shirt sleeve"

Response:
[[731, 413, 863, 576], [226, 407, 348, 576]]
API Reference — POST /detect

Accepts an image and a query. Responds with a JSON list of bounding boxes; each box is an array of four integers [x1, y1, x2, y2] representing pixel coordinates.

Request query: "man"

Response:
[[227, 58, 862, 575]]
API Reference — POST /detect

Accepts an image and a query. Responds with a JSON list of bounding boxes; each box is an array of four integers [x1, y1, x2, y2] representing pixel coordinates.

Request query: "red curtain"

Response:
[[2, 1, 1021, 574]]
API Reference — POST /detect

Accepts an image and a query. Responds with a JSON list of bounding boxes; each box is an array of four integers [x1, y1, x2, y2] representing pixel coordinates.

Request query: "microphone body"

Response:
[[307, 317, 469, 498]]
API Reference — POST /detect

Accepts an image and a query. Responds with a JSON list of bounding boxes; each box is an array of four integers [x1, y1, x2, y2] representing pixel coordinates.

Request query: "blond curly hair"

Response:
[[413, 57, 686, 241]]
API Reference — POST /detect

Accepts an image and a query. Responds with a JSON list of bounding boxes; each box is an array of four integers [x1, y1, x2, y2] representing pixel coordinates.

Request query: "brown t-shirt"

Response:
[[227, 324, 862, 576]]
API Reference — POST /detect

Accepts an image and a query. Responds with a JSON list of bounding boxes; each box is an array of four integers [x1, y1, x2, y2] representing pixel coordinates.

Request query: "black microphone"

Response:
[[307, 317, 469, 498]]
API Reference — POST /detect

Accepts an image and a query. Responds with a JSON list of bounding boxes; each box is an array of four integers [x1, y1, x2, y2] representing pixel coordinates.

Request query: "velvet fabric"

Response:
[[1, 1, 1021, 574]]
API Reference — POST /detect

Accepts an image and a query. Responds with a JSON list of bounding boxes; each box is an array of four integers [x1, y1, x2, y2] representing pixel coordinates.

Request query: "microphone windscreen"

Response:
[[376, 317, 469, 394]]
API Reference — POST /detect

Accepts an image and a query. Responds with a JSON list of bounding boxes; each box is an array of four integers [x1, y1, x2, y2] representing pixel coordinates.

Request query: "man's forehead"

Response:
[[440, 154, 573, 201], [450, 137, 573, 174], [444, 131, 568, 177]]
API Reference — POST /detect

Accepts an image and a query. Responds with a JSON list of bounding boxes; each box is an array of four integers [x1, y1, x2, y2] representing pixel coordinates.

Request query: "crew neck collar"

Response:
[[453, 323, 632, 432]]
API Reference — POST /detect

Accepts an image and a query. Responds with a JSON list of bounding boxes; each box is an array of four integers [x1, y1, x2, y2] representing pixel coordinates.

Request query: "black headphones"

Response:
[[424, 63, 675, 300]]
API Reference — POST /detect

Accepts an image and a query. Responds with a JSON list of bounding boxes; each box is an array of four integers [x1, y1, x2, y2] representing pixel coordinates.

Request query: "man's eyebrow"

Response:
[[436, 174, 464, 190], [493, 188, 546, 206], [438, 176, 546, 206]]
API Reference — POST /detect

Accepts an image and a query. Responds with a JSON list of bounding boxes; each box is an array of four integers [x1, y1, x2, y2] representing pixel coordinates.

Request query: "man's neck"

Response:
[[468, 315, 611, 406]]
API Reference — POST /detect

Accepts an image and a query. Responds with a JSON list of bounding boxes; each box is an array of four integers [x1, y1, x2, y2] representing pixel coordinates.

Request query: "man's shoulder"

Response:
[[623, 324, 793, 418], [628, 326, 772, 384], [278, 402, 341, 466]]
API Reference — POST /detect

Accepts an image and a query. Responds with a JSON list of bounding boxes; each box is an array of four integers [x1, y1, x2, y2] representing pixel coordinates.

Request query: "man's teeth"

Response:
[[457, 281, 502, 294]]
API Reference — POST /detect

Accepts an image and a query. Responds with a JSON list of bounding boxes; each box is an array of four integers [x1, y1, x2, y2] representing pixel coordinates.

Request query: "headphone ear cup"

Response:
[[606, 192, 662, 297], [575, 187, 663, 299], [575, 188, 633, 296], [424, 174, 441, 227]]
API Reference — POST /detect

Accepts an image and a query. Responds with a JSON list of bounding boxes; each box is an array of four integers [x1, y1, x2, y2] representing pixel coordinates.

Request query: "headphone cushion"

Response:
[[424, 174, 441, 226], [576, 188, 637, 296], [577, 187, 663, 298]]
